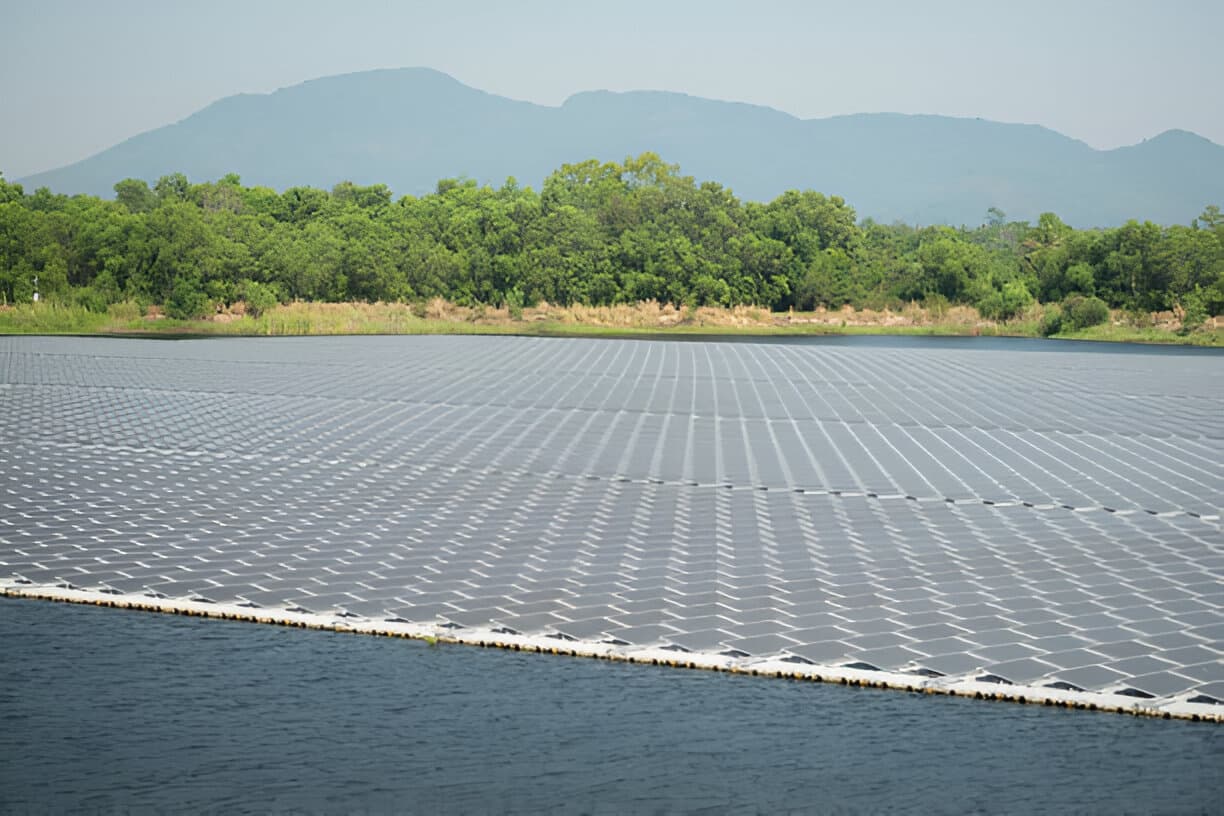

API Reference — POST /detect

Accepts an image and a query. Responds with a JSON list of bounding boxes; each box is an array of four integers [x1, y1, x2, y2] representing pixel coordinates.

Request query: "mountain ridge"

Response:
[[17, 67, 1224, 227]]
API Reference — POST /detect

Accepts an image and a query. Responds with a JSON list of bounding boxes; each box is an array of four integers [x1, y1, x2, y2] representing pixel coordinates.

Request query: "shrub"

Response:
[[505, 287, 524, 321], [1179, 289, 1208, 334], [1062, 295, 1110, 331], [1039, 304, 1064, 336], [241, 280, 281, 318], [106, 300, 144, 321], [687, 275, 732, 307], [1123, 307, 1154, 328], [922, 292, 951, 318], [165, 274, 211, 320], [977, 281, 1034, 321], [72, 286, 110, 313]]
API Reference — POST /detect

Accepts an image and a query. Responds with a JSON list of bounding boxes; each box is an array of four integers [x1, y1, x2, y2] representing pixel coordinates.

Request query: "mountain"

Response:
[[17, 68, 1224, 227]]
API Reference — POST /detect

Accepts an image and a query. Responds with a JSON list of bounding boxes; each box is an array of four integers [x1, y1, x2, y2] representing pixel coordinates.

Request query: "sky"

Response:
[[2, 0, 1221, 179]]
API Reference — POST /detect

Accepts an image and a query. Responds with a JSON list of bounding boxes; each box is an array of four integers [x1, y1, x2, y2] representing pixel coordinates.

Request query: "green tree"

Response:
[[154, 173, 190, 203], [114, 178, 157, 213], [0, 172, 24, 204], [0, 159, 1213, 325]]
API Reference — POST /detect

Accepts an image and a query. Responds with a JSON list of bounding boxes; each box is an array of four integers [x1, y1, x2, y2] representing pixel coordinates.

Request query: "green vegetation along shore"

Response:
[[2, 155, 1221, 345]]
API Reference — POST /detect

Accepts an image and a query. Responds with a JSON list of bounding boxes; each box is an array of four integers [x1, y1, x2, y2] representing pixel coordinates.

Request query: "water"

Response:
[[2, 597, 1221, 814]]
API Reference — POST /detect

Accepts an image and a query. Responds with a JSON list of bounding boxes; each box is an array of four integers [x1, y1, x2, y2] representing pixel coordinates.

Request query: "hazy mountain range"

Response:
[[18, 68, 1224, 227]]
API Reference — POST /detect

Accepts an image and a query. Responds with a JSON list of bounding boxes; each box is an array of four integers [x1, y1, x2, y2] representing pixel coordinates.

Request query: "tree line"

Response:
[[1, 154, 1221, 326]]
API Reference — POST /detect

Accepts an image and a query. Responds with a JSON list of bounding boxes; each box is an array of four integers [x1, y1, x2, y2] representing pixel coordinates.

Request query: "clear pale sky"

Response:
[[2, 0, 1220, 178]]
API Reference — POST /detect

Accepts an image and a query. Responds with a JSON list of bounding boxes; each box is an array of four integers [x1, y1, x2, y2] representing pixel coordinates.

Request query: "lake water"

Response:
[[1, 597, 1222, 813]]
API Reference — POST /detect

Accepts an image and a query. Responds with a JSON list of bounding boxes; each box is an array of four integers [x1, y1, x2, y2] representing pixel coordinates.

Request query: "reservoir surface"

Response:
[[1, 334, 1221, 711]]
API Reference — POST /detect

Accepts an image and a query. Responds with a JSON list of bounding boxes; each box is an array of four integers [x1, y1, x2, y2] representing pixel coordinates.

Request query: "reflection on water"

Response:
[[1, 598, 1220, 813]]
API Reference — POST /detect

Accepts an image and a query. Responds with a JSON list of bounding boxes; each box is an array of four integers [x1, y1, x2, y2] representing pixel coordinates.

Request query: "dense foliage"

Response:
[[2, 155, 1222, 324]]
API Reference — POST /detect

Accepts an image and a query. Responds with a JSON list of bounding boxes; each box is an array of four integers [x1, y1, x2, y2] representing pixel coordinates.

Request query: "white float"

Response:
[[4, 579, 1219, 724]]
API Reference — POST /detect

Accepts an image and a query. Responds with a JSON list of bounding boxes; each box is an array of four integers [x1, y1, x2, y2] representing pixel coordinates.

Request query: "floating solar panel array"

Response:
[[1, 335, 1221, 719]]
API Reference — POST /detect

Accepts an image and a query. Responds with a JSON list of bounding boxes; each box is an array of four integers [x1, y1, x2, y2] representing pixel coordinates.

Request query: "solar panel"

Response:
[[1, 334, 1220, 719]]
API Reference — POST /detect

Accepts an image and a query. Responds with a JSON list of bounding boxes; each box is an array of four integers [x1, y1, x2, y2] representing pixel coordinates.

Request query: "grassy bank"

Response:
[[1, 299, 1221, 346]]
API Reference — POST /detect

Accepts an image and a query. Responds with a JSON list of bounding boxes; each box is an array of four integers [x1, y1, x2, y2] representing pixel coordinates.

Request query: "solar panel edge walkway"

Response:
[[1, 334, 1221, 722], [2, 583, 1221, 722]]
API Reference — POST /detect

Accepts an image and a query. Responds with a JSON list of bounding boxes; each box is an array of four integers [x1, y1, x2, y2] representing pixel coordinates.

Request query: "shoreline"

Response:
[[2, 299, 1221, 346]]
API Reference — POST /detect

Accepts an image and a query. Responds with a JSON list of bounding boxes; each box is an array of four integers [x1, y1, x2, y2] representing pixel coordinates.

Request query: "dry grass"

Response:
[[150, 299, 1003, 336], [5, 298, 1221, 345], [782, 303, 984, 330], [536, 300, 684, 327], [526, 300, 988, 331]]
